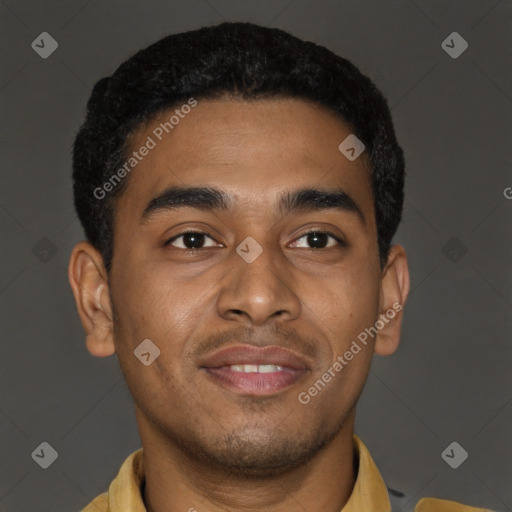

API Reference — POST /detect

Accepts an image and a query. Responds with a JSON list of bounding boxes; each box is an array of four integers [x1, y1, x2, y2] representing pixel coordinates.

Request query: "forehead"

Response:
[[115, 97, 374, 222]]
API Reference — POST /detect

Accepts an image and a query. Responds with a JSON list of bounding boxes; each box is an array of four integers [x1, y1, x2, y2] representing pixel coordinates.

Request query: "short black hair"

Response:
[[72, 21, 405, 273]]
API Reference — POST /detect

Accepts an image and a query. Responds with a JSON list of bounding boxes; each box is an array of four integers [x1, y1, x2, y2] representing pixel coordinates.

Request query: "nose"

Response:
[[216, 239, 301, 326]]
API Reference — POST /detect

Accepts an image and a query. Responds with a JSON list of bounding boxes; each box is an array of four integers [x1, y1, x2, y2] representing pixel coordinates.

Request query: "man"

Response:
[[68, 21, 493, 512]]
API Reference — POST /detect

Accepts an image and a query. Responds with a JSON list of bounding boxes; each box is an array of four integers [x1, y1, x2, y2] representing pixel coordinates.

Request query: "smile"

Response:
[[199, 344, 311, 396]]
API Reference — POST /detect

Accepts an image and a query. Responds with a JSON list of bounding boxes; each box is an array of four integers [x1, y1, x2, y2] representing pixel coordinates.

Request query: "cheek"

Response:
[[303, 263, 380, 345], [110, 259, 215, 364], [314, 262, 379, 400], [109, 275, 197, 411]]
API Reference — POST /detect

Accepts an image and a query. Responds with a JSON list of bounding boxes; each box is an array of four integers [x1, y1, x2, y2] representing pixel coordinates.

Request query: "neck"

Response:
[[139, 411, 357, 512]]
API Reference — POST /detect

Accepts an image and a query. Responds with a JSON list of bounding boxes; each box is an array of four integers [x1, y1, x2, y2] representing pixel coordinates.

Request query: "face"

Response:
[[70, 97, 409, 476]]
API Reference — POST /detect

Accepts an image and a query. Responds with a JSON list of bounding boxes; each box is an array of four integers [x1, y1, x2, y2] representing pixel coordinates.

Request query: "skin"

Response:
[[68, 97, 410, 512]]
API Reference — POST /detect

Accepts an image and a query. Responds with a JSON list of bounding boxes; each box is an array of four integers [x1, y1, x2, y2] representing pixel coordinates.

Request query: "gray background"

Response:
[[0, 0, 511, 511]]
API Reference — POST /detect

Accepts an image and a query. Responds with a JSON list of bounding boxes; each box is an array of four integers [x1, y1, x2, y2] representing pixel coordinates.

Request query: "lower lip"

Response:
[[202, 366, 307, 395]]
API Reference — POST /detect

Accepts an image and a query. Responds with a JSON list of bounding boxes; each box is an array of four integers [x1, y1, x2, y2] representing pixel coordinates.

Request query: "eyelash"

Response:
[[164, 229, 345, 251]]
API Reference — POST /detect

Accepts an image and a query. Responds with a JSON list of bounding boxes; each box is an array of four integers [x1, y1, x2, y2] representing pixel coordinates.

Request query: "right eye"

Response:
[[164, 231, 221, 250]]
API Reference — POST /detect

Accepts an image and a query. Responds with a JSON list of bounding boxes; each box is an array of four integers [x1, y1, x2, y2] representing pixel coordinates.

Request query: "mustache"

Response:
[[189, 324, 320, 361]]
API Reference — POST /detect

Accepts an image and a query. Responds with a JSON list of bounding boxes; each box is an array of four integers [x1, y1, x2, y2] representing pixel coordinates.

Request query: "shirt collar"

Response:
[[106, 434, 390, 512], [343, 434, 391, 511]]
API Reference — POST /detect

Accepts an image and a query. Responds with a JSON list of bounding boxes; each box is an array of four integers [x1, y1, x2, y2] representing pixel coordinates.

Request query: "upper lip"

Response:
[[199, 345, 310, 371]]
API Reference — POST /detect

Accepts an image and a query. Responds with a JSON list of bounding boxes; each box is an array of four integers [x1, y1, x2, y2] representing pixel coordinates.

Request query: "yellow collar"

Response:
[[82, 435, 493, 511], [82, 434, 391, 511]]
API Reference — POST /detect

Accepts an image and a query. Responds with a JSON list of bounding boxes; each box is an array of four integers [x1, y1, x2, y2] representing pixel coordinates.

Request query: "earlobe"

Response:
[[68, 241, 116, 358], [374, 244, 410, 357]]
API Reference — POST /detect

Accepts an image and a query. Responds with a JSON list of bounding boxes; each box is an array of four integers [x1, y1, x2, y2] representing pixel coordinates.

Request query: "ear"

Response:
[[374, 244, 410, 356], [68, 241, 115, 357]]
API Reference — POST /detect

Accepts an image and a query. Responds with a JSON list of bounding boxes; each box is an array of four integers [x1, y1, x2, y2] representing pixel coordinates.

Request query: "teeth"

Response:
[[229, 364, 283, 373], [258, 364, 283, 373], [231, 364, 258, 373]]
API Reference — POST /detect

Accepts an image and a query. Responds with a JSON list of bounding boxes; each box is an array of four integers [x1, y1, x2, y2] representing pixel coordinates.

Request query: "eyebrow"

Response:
[[140, 185, 365, 224]]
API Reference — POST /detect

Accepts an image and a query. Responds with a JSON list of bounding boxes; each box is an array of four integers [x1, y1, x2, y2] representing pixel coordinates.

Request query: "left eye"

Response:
[[290, 231, 342, 249]]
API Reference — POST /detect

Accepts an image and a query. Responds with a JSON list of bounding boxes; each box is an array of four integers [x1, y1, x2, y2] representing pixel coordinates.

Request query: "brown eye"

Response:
[[290, 231, 344, 249], [165, 231, 219, 250]]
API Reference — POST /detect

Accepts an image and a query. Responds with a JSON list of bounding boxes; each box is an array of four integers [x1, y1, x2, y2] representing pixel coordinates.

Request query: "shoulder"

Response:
[[415, 497, 495, 512], [80, 491, 108, 512]]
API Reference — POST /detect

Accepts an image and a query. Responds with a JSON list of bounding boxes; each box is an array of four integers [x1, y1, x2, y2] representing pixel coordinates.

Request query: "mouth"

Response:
[[198, 345, 310, 396]]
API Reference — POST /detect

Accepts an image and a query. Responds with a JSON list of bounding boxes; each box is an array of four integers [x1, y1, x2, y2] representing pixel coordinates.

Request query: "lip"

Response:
[[199, 345, 310, 371], [199, 345, 310, 396]]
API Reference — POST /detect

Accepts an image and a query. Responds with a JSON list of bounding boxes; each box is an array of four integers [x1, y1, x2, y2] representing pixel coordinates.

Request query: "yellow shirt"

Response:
[[82, 435, 493, 512]]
